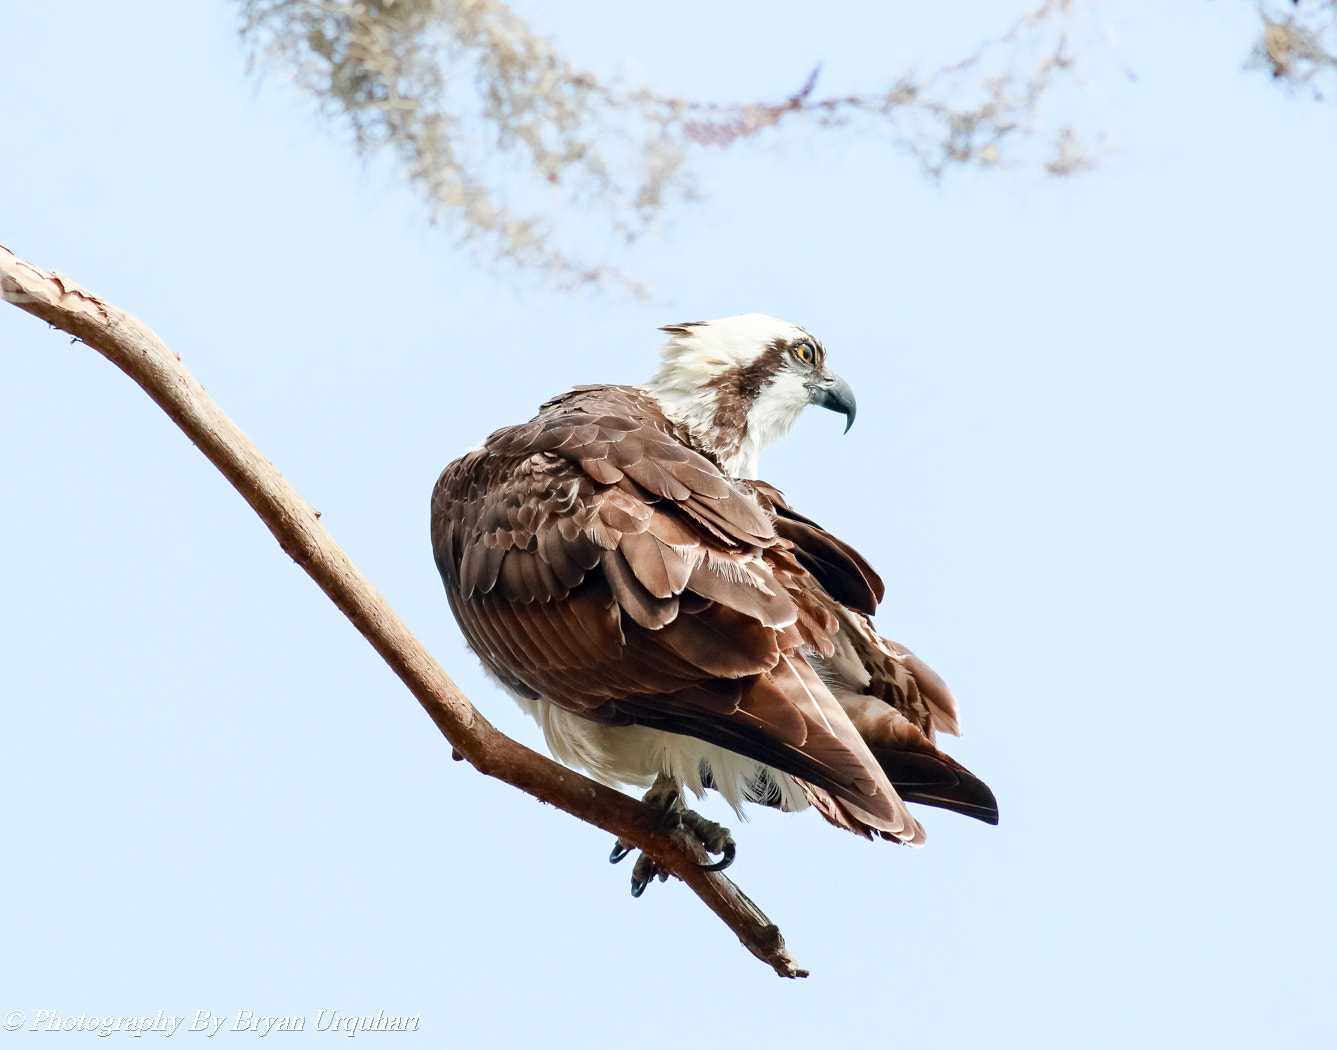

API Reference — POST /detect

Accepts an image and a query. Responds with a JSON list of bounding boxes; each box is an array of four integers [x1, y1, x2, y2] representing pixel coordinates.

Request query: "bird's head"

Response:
[[640, 313, 856, 479]]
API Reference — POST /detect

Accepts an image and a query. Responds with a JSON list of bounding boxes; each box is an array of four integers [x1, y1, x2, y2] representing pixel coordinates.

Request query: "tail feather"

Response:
[[837, 689, 999, 827], [794, 779, 926, 845], [769, 654, 925, 844], [873, 748, 999, 825]]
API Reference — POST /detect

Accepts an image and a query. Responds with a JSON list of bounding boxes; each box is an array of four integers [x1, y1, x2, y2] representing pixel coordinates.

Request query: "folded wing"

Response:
[[433, 385, 995, 840], [433, 387, 930, 840]]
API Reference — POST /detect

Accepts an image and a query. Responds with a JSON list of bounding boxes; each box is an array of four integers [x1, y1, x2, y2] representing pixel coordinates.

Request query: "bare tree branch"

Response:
[[0, 243, 809, 979]]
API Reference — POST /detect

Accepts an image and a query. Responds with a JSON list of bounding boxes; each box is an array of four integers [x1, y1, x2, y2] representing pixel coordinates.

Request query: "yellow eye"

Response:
[[796, 342, 814, 364]]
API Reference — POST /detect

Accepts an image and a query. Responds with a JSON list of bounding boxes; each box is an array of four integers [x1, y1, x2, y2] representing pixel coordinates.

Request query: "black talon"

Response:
[[611, 773, 737, 896], [699, 841, 736, 873], [609, 841, 634, 865]]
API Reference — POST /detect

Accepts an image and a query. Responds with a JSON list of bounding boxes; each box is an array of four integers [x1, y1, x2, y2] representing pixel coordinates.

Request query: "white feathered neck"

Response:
[[640, 314, 816, 479]]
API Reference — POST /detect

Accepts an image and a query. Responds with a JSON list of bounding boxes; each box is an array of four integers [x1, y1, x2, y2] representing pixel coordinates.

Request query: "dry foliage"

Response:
[[1251, 0, 1337, 96], [238, 0, 1098, 290]]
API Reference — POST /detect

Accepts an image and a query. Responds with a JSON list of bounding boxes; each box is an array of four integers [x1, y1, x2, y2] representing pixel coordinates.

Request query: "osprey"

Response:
[[431, 315, 996, 892]]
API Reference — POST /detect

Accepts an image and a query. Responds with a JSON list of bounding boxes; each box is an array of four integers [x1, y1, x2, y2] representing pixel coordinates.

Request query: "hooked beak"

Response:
[[807, 372, 857, 433]]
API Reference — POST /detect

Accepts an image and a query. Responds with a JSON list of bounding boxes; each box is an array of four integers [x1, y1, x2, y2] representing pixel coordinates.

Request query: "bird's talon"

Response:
[[629, 852, 658, 897], [618, 774, 738, 895], [699, 841, 736, 873]]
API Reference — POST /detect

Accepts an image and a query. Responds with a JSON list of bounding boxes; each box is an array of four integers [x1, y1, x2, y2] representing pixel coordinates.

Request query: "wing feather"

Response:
[[620, 529, 693, 599], [685, 560, 796, 628], [539, 525, 587, 590], [602, 547, 680, 630]]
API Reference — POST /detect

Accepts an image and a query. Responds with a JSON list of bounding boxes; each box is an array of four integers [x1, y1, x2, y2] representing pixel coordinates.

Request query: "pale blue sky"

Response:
[[2, 2, 1334, 1047]]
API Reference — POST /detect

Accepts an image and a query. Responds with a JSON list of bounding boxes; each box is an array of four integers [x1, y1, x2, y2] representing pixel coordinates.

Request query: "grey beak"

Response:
[[808, 372, 857, 433]]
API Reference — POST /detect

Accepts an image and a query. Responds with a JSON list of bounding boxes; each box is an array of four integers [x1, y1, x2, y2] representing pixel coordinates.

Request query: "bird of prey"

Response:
[[431, 315, 996, 893]]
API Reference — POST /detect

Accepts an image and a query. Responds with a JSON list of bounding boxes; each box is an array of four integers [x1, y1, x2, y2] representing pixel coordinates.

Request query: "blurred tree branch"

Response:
[[0, 244, 810, 980], [238, 0, 1097, 291], [235, 0, 1337, 290]]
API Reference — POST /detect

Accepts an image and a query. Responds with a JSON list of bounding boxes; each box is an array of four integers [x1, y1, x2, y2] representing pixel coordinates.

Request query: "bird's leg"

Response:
[[625, 777, 679, 898], [609, 773, 737, 897]]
